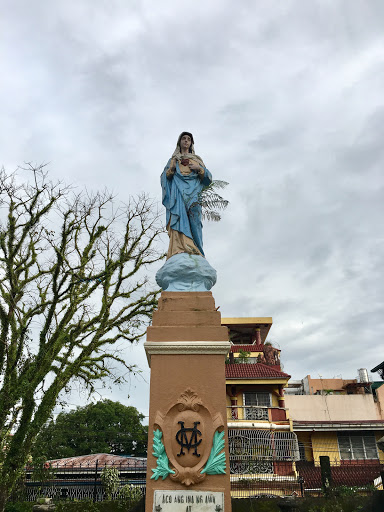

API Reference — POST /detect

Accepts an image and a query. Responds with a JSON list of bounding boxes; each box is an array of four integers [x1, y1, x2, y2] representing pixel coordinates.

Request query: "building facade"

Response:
[[222, 317, 384, 497], [223, 318, 301, 497], [285, 375, 384, 490]]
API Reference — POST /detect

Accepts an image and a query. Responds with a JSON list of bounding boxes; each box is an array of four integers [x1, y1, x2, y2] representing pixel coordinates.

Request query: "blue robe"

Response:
[[161, 159, 212, 257]]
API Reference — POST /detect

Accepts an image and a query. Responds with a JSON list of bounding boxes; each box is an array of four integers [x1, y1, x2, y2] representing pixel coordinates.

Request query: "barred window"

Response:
[[337, 431, 378, 460], [243, 392, 271, 407], [243, 392, 271, 421]]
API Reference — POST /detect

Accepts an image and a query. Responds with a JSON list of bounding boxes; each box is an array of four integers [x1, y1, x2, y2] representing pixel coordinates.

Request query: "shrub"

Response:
[[55, 501, 99, 512], [100, 467, 120, 500], [5, 504, 33, 512], [118, 484, 142, 504]]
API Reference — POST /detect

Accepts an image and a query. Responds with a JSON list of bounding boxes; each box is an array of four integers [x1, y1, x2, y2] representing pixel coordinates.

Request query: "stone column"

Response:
[[144, 291, 232, 512]]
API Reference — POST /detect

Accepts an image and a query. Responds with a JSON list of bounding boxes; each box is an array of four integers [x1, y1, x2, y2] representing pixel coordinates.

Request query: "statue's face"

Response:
[[180, 134, 192, 152]]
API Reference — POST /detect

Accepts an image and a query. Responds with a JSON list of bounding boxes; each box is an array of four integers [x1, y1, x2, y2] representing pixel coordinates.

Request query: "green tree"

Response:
[[33, 400, 147, 459], [0, 166, 163, 511], [237, 349, 250, 363]]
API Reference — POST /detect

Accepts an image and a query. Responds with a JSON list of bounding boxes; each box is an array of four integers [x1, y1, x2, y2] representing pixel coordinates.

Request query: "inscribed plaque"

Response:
[[153, 490, 224, 512]]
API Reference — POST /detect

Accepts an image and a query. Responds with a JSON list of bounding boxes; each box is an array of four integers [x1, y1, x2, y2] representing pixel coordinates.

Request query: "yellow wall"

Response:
[[375, 432, 384, 463], [311, 432, 340, 465], [232, 352, 259, 358]]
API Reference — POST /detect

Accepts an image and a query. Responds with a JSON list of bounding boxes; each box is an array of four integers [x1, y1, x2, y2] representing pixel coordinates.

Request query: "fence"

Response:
[[11, 442, 384, 502], [230, 461, 304, 498], [229, 459, 384, 499], [11, 460, 146, 503], [228, 433, 384, 499]]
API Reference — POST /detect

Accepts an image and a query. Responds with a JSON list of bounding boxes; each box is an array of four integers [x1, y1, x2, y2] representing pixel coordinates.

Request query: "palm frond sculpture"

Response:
[[191, 180, 229, 222]]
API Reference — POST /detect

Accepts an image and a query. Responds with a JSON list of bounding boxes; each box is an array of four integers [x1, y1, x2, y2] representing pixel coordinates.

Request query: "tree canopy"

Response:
[[33, 400, 147, 459], [0, 165, 163, 510]]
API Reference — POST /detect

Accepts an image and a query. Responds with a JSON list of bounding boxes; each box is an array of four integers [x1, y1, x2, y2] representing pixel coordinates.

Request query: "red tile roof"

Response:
[[296, 461, 383, 488], [293, 420, 384, 425], [225, 363, 290, 379], [230, 345, 265, 352]]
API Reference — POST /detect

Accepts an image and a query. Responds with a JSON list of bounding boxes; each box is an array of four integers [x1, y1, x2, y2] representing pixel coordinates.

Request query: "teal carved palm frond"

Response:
[[201, 430, 226, 475], [151, 429, 175, 480]]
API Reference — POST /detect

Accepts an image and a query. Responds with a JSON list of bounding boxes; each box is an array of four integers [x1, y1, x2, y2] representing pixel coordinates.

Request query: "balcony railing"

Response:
[[227, 406, 287, 422]]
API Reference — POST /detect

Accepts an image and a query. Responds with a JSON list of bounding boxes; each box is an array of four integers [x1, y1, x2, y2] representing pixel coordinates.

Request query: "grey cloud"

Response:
[[248, 129, 298, 151], [1, 0, 384, 414]]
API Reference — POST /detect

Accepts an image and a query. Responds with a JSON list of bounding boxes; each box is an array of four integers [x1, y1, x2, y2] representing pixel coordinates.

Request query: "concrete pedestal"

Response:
[[144, 292, 231, 512]]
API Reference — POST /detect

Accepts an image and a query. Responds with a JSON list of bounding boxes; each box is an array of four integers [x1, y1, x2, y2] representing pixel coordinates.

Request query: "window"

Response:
[[243, 392, 271, 407], [243, 392, 271, 421], [298, 441, 306, 461], [337, 431, 378, 460]]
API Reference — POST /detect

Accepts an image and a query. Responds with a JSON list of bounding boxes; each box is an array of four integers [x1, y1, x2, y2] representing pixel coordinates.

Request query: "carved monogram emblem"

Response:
[[176, 421, 202, 457], [153, 389, 225, 486]]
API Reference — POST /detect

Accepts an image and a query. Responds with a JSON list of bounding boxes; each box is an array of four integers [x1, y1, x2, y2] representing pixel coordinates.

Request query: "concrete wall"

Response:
[[285, 394, 381, 422], [302, 375, 359, 395], [376, 384, 384, 419]]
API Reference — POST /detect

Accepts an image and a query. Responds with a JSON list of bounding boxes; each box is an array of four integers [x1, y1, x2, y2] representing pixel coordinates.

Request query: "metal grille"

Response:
[[10, 460, 146, 503], [20, 481, 146, 503], [245, 407, 269, 421], [243, 392, 271, 421], [228, 429, 299, 475]]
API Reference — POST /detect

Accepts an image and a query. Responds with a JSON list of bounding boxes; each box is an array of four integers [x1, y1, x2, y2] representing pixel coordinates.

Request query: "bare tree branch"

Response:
[[0, 166, 164, 509]]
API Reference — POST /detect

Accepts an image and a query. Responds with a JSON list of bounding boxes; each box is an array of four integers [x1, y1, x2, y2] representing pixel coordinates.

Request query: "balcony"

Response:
[[227, 406, 288, 423]]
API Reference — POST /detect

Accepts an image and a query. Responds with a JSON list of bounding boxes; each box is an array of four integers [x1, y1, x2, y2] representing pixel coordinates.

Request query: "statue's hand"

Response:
[[166, 159, 176, 179], [189, 162, 205, 178], [189, 162, 202, 172], [188, 162, 205, 179], [166, 168, 175, 179]]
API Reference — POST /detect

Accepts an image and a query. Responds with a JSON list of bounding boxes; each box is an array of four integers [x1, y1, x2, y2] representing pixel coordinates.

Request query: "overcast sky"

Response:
[[2, 1, 384, 421]]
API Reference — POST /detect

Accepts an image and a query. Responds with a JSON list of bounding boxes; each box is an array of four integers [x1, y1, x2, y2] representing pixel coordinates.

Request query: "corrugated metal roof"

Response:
[[47, 454, 146, 468]]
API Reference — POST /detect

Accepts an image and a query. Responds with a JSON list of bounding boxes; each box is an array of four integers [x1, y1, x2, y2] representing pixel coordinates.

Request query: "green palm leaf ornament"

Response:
[[188, 180, 229, 222], [201, 430, 226, 475], [151, 429, 175, 480], [199, 180, 229, 222]]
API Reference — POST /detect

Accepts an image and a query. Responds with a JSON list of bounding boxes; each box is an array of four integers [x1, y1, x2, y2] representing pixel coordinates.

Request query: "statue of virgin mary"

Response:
[[161, 132, 212, 259]]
